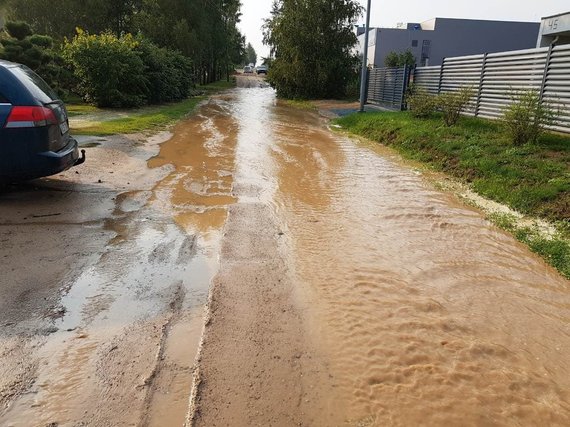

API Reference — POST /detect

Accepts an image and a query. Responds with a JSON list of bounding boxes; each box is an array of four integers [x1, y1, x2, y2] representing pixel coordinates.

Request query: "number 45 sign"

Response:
[[542, 14, 570, 36], [547, 18, 559, 31]]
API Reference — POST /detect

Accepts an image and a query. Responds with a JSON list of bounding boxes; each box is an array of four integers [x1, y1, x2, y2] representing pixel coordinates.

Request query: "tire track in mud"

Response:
[[0, 95, 238, 425]]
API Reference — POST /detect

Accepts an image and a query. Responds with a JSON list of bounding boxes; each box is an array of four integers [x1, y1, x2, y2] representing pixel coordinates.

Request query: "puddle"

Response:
[[265, 98, 570, 424], [1, 94, 239, 426], [143, 96, 240, 424]]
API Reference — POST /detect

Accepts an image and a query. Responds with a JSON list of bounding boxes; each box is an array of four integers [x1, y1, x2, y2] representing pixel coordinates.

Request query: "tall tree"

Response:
[[263, 0, 362, 98], [3, 0, 142, 38], [245, 42, 256, 65], [3, 0, 245, 84]]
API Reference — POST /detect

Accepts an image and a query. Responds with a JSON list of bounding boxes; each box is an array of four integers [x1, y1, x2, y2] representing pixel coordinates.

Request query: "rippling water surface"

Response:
[[225, 87, 570, 425]]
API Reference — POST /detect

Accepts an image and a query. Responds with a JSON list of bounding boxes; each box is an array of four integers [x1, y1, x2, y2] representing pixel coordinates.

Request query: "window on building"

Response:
[[412, 40, 418, 47]]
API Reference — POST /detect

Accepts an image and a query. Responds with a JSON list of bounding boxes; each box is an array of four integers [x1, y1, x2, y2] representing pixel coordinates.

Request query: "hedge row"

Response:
[[63, 30, 194, 108], [1, 22, 195, 108]]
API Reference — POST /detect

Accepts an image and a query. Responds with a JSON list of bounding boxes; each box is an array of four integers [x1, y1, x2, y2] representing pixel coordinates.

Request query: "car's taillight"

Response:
[[4, 106, 58, 128]]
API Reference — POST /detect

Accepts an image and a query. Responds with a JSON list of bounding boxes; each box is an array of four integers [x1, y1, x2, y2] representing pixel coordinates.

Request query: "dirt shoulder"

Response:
[[189, 202, 341, 426], [0, 130, 191, 425]]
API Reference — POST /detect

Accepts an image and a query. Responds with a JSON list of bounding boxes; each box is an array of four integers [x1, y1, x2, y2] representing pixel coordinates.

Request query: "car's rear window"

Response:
[[8, 65, 58, 104]]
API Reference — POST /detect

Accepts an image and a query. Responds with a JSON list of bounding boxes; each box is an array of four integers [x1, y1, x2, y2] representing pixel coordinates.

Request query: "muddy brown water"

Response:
[[1, 80, 569, 426], [193, 86, 569, 425]]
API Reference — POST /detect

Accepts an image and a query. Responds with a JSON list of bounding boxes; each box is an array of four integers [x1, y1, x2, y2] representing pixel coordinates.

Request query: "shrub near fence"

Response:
[[412, 44, 570, 133]]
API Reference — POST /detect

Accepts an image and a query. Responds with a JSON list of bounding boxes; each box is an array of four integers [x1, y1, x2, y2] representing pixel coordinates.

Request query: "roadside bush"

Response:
[[136, 38, 194, 104], [0, 21, 74, 96], [406, 85, 438, 118], [63, 30, 195, 108], [438, 86, 475, 126], [502, 90, 556, 146], [3, 21, 32, 41], [63, 30, 149, 108]]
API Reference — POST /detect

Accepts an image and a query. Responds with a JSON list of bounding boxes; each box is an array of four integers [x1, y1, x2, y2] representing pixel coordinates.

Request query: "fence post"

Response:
[[437, 58, 445, 94], [475, 53, 488, 117], [539, 42, 556, 103], [365, 68, 370, 104], [401, 65, 411, 110]]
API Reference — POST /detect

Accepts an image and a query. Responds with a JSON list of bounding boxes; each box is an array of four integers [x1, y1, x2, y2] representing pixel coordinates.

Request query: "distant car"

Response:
[[0, 60, 84, 183], [243, 66, 254, 74], [256, 65, 268, 75]]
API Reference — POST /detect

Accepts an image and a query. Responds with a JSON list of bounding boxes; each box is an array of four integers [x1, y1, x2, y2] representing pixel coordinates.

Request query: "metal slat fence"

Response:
[[367, 66, 411, 110], [412, 44, 570, 133]]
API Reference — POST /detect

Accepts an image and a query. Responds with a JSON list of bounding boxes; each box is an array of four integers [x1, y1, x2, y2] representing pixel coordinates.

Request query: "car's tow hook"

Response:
[[74, 149, 86, 166]]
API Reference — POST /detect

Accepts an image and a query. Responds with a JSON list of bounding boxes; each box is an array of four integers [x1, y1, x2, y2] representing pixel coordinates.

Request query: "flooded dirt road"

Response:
[[191, 83, 570, 426], [1, 76, 569, 426]]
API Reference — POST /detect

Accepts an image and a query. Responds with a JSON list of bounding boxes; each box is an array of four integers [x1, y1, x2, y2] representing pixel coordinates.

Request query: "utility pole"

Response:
[[359, 0, 372, 113]]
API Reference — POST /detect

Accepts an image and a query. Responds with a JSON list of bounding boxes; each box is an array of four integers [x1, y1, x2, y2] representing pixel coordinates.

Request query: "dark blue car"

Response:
[[0, 60, 85, 183]]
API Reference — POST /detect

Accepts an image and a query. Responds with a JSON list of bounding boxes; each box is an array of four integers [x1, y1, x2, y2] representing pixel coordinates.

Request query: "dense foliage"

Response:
[[384, 50, 416, 67], [3, 0, 246, 85], [263, 0, 362, 99], [0, 21, 74, 95], [137, 38, 194, 104], [63, 31, 148, 107], [63, 30, 193, 108], [244, 42, 257, 66]]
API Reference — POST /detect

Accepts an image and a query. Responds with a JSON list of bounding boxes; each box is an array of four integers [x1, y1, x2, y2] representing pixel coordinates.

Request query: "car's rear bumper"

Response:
[[0, 138, 81, 182]]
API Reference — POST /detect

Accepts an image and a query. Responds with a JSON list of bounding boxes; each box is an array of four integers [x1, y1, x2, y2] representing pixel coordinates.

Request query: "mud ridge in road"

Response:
[[188, 202, 340, 426]]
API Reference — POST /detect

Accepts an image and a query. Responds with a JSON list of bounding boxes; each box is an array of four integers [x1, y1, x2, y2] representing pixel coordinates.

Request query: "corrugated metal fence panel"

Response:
[[413, 45, 570, 133], [413, 66, 440, 94], [441, 54, 484, 114], [478, 47, 548, 120], [543, 44, 570, 133], [367, 67, 407, 109]]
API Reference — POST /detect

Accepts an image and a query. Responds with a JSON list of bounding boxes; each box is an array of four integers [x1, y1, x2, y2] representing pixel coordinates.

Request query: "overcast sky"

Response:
[[238, 0, 569, 62]]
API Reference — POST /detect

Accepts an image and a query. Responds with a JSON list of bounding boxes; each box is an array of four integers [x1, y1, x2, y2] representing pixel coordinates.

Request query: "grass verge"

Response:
[[488, 212, 570, 279], [282, 99, 317, 110], [69, 79, 236, 136], [71, 97, 205, 136], [66, 103, 100, 117], [335, 110, 570, 278]]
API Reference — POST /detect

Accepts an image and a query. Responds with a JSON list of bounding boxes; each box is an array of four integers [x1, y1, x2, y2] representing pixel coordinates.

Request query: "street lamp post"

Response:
[[359, 0, 372, 113]]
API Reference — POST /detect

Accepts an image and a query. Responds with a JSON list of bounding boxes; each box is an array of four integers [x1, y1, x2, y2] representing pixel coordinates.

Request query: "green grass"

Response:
[[283, 99, 317, 110], [69, 79, 236, 135], [335, 111, 570, 278], [66, 104, 100, 117], [71, 97, 205, 136], [489, 213, 570, 279]]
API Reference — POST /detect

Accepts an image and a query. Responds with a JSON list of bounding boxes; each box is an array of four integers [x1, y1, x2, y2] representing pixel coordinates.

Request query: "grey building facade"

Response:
[[358, 18, 540, 67], [536, 12, 570, 47]]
